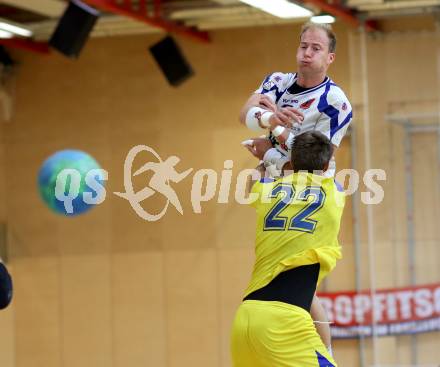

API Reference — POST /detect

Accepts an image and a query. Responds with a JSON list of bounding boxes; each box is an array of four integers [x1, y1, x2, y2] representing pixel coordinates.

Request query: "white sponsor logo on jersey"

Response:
[[263, 81, 274, 90]]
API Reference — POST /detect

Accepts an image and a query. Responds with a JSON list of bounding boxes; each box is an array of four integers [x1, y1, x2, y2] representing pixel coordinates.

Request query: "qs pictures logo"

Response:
[[52, 145, 386, 221]]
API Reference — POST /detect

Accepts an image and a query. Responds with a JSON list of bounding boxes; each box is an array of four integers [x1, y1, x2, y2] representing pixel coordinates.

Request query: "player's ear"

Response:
[[322, 162, 329, 172], [328, 52, 335, 64]]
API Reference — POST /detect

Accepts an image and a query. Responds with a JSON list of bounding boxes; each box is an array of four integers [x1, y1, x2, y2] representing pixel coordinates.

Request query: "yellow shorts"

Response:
[[231, 300, 337, 367]]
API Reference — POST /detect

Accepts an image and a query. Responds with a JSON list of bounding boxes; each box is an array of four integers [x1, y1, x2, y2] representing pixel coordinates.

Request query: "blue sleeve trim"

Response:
[[317, 83, 338, 138], [259, 73, 286, 103], [334, 180, 344, 192], [262, 87, 284, 104], [317, 84, 353, 139], [334, 111, 353, 136], [260, 177, 275, 183]]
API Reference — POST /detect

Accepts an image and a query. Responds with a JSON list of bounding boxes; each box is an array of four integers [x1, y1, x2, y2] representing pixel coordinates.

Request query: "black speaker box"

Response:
[[149, 36, 194, 87], [49, 0, 100, 58]]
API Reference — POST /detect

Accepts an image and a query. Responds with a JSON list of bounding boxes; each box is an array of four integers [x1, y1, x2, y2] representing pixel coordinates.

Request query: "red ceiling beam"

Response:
[[0, 38, 50, 54], [153, 0, 162, 18], [138, 0, 146, 16], [84, 0, 210, 43], [123, 0, 132, 11], [302, 0, 379, 32]]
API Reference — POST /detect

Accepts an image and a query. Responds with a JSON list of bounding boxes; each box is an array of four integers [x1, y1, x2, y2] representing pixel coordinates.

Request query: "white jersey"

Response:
[[255, 72, 353, 176]]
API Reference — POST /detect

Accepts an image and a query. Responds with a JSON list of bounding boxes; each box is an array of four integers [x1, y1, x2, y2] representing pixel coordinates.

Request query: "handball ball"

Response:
[[38, 149, 105, 216]]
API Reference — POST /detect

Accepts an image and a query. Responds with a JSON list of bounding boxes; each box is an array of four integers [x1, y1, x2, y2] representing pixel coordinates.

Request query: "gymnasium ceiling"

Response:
[[0, 0, 438, 44]]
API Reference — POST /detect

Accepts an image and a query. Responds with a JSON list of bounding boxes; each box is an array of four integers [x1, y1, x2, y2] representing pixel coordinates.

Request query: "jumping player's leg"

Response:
[[311, 294, 333, 356], [231, 302, 264, 367], [231, 300, 337, 367]]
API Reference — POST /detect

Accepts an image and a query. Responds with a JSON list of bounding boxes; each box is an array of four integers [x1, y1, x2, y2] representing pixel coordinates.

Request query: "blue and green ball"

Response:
[[38, 149, 105, 216]]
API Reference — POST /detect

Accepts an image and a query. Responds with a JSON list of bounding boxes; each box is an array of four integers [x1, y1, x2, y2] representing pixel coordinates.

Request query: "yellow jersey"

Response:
[[244, 172, 345, 298]]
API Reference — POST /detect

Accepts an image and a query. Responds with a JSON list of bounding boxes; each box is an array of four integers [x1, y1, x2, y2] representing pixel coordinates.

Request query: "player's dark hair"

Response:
[[300, 22, 337, 53], [290, 131, 334, 173]]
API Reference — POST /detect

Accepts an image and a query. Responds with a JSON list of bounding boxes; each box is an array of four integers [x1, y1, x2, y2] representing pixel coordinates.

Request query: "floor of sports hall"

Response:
[[0, 11, 438, 367]]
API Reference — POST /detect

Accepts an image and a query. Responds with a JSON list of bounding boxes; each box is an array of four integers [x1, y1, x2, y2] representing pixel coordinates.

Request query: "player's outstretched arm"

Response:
[[239, 94, 276, 125], [311, 294, 333, 355], [242, 137, 293, 176], [240, 96, 305, 137]]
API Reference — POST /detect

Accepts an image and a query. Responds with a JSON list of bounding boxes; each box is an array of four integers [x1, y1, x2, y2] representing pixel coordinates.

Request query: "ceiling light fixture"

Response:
[[0, 30, 13, 39], [239, 0, 312, 19], [311, 15, 336, 24], [0, 20, 33, 37]]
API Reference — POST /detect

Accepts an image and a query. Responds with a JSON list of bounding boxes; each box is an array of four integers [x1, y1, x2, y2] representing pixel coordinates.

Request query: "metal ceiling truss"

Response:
[[0, 0, 211, 55], [301, 0, 380, 31], [3, 0, 440, 55], [84, 0, 210, 42], [0, 38, 49, 54]]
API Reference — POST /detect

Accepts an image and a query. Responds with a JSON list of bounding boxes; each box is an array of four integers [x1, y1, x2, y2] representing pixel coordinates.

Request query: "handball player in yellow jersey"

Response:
[[231, 131, 345, 367]]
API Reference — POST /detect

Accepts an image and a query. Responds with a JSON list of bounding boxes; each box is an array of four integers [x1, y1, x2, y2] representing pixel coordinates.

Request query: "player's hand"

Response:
[[269, 107, 304, 128], [243, 137, 273, 160], [257, 95, 277, 112]]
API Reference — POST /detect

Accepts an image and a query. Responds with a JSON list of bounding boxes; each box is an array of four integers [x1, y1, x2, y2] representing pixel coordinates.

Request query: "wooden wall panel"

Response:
[[60, 255, 112, 367], [112, 251, 166, 367], [13, 257, 60, 367], [164, 249, 218, 367], [217, 247, 254, 367], [333, 339, 360, 367], [212, 127, 257, 250]]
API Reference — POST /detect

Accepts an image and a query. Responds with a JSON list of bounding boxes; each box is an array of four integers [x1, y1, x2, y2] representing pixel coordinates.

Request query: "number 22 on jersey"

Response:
[[263, 183, 326, 233]]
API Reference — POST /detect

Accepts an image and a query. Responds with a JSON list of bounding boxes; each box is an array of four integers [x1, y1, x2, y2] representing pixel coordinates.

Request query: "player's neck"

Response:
[[296, 73, 326, 88]]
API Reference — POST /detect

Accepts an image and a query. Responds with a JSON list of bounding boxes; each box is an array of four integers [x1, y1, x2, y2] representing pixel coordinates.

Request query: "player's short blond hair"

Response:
[[300, 22, 337, 53]]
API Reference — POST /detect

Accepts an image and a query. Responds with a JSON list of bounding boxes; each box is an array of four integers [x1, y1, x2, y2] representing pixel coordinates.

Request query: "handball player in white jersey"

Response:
[[240, 22, 353, 178]]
